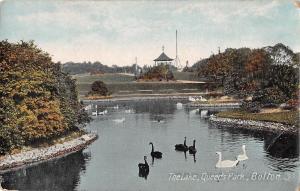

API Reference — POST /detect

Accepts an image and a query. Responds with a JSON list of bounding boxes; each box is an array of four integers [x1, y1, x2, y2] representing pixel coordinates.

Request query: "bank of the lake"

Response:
[[209, 110, 299, 135], [82, 94, 204, 103], [0, 133, 97, 172]]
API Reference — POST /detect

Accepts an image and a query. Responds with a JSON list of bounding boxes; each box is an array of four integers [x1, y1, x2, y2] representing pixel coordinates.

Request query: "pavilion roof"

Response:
[[154, 52, 173, 61]]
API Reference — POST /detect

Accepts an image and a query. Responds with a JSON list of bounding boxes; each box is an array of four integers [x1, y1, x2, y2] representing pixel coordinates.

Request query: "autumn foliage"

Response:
[[0, 40, 90, 154], [198, 43, 299, 109], [138, 65, 175, 81]]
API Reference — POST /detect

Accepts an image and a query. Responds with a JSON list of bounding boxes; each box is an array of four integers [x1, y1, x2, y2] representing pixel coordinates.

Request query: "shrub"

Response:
[[88, 80, 109, 96], [241, 100, 261, 113], [252, 87, 287, 105], [139, 65, 175, 81]]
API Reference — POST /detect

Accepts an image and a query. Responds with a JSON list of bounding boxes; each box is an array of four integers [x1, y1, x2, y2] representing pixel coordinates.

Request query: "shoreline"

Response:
[[81, 94, 196, 102], [209, 116, 298, 135], [81, 92, 225, 102], [187, 102, 241, 108], [0, 133, 98, 172]]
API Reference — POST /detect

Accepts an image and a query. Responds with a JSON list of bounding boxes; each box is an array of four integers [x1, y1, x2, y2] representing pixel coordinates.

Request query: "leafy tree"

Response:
[[88, 80, 109, 96], [0, 40, 90, 153], [196, 43, 298, 111], [264, 43, 298, 67]]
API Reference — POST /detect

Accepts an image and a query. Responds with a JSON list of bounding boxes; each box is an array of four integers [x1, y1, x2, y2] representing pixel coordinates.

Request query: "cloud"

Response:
[[1, 0, 298, 66], [172, 1, 280, 24]]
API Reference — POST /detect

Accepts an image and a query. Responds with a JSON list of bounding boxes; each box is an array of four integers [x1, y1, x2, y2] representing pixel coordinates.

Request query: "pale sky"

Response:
[[0, 0, 299, 67]]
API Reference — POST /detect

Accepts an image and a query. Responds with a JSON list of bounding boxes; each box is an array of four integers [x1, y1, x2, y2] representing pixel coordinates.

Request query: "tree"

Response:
[[88, 80, 109, 96], [264, 43, 298, 67], [196, 44, 299, 108], [0, 40, 90, 153]]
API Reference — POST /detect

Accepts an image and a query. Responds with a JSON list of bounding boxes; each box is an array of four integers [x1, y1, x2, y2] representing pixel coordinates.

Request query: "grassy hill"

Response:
[[74, 73, 217, 97]]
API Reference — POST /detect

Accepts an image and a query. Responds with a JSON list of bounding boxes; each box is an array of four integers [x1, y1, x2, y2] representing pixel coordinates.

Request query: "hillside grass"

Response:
[[217, 110, 299, 126], [74, 72, 217, 96], [74, 73, 135, 84]]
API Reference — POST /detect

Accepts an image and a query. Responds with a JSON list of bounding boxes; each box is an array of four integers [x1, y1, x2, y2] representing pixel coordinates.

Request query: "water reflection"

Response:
[[264, 134, 299, 158], [1, 151, 90, 191], [209, 120, 299, 172], [138, 156, 149, 180]]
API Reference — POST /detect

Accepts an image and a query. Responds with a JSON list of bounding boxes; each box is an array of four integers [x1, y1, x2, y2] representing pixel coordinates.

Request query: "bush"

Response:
[[139, 65, 175, 81], [88, 80, 109, 96], [252, 87, 287, 105], [241, 100, 261, 113]]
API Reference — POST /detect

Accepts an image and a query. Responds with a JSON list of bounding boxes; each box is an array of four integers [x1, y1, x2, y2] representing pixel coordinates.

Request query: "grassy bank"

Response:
[[74, 73, 219, 97], [216, 110, 299, 126], [74, 73, 135, 84]]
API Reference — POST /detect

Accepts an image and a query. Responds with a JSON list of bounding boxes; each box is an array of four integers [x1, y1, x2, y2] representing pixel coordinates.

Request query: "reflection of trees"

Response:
[[132, 100, 176, 115], [264, 134, 298, 159], [1, 151, 90, 191]]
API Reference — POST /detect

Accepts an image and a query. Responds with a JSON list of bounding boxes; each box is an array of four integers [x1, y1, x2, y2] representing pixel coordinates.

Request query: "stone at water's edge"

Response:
[[209, 116, 298, 135], [0, 133, 98, 172]]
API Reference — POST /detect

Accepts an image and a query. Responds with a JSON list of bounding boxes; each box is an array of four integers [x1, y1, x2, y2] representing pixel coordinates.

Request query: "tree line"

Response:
[[61, 61, 142, 75], [195, 43, 299, 111]]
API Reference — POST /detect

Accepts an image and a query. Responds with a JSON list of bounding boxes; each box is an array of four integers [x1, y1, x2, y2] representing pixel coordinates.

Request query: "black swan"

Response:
[[175, 137, 188, 151], [189, 139, 197, 154], [149, 142, 162, 159], [138, 156, 149, 178]]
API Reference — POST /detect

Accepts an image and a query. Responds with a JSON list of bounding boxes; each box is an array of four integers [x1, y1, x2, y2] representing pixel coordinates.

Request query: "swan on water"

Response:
[[149, 142, 162, 159], [188, 96, 197, 102], [125, 109, 133, 113], [138, 156, 149, 179], [176, 102, 183, 109], [84, 104, 92, 111], [188, 96, 207, 102], [92, 111, 98, 116], [188, 140, 197, 154], [199, 96, 207, 102], [113, 117, 125, 123], [237, 145, 248, 161], [190, 108, 199, 114], [98, 109, 108, 115], [200, 110, 208, 118], [216, 152, 239, 168], [175, 137, 188, 152]]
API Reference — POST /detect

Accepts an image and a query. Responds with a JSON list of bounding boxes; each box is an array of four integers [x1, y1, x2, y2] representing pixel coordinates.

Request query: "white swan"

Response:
[[216, 152, 239, 168], [237, 145, 248, 161], [190, 108, 199, 114], [188, 96, 198, 102], [176, 102, 183, 109], [98, 109, 108, 115], [200, 110, 208, 118], [113, 117, 125, 123], [84, 104, 92, 111], [199, 96, 207, 102], [92, 111, 98, 116], [125, 109, 133, 113]]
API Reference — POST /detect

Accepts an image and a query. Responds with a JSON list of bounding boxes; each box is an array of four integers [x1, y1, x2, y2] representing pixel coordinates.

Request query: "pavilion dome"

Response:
[[154, 52, 173, 61]]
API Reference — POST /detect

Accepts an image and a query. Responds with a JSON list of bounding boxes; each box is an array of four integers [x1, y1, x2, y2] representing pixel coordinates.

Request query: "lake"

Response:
[[1, 99, 299, 191]]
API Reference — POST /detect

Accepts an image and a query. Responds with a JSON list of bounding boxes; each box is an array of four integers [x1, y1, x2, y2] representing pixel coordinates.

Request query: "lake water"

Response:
[[1, 99, 299, 191]]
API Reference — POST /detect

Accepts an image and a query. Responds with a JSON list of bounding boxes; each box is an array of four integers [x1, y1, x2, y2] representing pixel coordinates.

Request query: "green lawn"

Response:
[[74, 73, 135, 84], [217, 110, 299, 126]]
